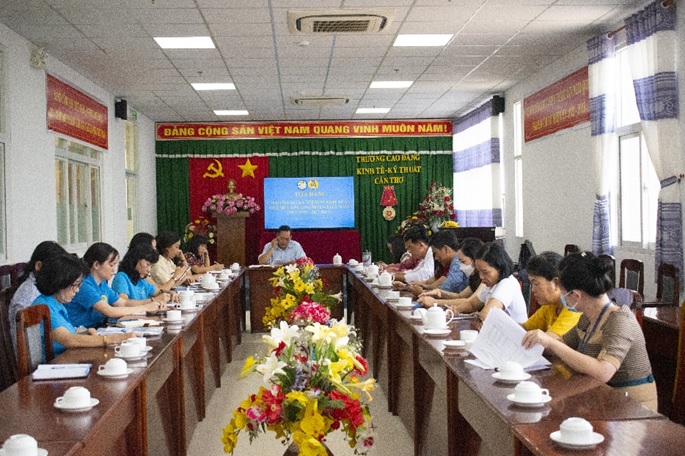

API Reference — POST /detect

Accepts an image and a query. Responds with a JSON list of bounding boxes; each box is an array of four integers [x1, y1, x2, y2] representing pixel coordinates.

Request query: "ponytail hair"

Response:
[[558, 251, 613, 297]]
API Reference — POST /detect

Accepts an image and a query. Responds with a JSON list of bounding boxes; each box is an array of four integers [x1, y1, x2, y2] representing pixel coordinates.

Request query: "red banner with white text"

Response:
[[156, 120, 452, 140], [524, 67, 590, 142], [46, 74, 108, 149]]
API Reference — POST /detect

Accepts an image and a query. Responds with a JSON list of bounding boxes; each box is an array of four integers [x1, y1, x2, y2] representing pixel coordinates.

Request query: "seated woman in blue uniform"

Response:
[[32, 254, 134, 357], [65, 242, 166, 329], [112, 244, 173, 304]]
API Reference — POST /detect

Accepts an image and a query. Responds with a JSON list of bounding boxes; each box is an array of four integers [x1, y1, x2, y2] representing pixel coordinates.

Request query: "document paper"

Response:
[[467, 308, 549, 369]]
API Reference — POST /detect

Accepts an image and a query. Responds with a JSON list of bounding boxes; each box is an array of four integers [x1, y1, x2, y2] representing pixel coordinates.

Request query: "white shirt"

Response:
[[403, 246, 435, 284], [477, 274, 528, 323]]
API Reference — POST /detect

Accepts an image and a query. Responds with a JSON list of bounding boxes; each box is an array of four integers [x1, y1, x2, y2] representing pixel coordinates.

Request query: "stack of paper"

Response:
[[32, 364, 92, 380]]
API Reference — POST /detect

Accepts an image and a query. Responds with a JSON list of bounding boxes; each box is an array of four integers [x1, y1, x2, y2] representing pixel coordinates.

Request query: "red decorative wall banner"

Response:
[[524, 66, 590, 142], [156, 120, 452, 140], [46, 74, 108, 149]]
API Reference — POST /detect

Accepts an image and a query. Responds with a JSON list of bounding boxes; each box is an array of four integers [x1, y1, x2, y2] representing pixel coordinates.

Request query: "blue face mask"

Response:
[[561, 292, 580, 313]]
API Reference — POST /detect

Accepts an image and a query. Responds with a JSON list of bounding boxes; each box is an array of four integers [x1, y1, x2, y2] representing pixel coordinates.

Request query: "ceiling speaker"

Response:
[[115, 99, 127, 120]]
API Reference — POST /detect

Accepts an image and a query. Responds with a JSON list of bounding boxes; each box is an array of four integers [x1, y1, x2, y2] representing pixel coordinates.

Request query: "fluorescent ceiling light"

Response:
[[214, 110, 249, 116], [154, 36, 215, 49], [192, 83, 235, 91], [370, 81, 413, 89], [356, 108, 390, 114], [393, 34, 453, 47]]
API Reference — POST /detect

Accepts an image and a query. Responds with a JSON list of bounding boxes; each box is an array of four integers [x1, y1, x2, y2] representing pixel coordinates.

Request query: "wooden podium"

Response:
[[214, 211, 249, 266]]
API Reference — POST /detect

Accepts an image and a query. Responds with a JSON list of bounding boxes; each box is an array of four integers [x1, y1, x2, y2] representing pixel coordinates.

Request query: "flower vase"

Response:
[[284, 442, 334, 456], [430, 220, 442, 232]]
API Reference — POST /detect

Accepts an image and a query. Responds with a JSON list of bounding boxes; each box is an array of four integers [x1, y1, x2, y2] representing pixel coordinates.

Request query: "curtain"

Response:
[[156, 136, 453, 264], [453, 98, 503, 227], [587, 34, 618, 255], [624, 0, 682, 281]]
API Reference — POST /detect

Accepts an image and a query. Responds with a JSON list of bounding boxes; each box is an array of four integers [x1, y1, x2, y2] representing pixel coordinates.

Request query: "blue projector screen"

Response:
[[263, 177, 355, 229]]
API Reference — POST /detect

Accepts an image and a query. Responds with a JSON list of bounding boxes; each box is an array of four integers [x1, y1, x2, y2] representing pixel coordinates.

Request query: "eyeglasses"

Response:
[[70, 281, 83, 291]]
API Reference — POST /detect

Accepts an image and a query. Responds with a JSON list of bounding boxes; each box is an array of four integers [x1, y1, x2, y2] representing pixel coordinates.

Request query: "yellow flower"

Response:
[[221, 423, 238, 453], [293, 431, 328, 456], [294, 279, 307, 293], [286, 391, 309, 406], [240, 356, 255, 378]]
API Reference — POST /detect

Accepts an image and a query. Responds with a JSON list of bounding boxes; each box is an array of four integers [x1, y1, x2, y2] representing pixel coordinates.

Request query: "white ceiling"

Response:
[[0, 0, 644, 122]]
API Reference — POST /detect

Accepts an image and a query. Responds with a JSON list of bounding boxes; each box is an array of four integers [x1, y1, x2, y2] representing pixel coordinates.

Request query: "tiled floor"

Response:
[[187, 330, 414, 455]]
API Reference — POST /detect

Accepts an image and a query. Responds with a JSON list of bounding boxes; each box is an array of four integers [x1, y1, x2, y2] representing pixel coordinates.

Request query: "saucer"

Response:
[[114, 352, 147, 361], [54, 398, 99, 412], [507, 393, 552, 408], [394, 302, 415, 310], [377, 284, 393, 289], [97, 368, 134, 379], [0, 449, 48, 456], [386, 296, 400, 302], [492, 372, 531, 384], [202, 285, 220, 291], [409, 313, 422, 321], [141, 346, 153, 353], [179, 306, 197, 313], [550, 431, 604, 449], [424, 328, 452, 338], [442, 340, 466, 349], [162, 317, 184, 324]]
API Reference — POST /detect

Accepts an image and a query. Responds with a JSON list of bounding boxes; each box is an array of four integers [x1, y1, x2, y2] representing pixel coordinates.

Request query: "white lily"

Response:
[[285, 264, 299, 274], [330, 291, 343, 302], [255, 353, 287, 384], [263, 320, 300, 349]]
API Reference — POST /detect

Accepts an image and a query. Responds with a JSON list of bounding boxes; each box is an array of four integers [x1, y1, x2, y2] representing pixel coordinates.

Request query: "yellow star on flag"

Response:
[[238, 158, 258, 178]]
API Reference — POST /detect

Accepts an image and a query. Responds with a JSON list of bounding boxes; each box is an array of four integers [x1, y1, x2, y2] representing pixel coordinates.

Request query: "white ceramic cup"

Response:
[[348, 259, 359, 266], [98, 357, 128, 375], [179, 299, 195, 310], [386, 290, 400, 300], [355, 265, 365, 273], [397, 296, 412, 307], [499, 361, 525, 379], [166, 309, 182, 321], [3, 434, 38, 456], [230, 262, 240, 271], [367, 273, 378, 281], [115, 341, 141, 357], [129, 336, 147, 350], [219, 272, 229, 279], [514, 381, 549, 403], [379, 272, 394, 286], [459, 329, 478, 341], [56, 386, 91, 408], [559, 417, 594, 444]]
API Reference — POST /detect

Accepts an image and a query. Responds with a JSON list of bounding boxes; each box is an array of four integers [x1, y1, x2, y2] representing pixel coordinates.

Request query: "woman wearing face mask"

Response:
[[521, 252, 657, 411], [521, 251, 581, 339], [417, 238, 484, 311], [65, 243, 165, 329]]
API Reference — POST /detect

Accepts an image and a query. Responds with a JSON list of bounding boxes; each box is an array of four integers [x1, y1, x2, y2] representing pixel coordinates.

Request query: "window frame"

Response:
[[512, 101, 523, 238], [124, 120, 139, 240]]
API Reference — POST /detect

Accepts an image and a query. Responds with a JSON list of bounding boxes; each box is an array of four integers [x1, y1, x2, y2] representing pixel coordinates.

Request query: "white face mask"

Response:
[[460, 263, 474, 276]]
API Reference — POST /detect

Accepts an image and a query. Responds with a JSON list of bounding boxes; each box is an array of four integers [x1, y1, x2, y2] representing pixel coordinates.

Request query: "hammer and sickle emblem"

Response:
[[202, 159, 224, 179]]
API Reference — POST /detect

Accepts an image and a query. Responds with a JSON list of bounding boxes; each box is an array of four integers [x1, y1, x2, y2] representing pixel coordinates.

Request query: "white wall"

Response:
[[0, 22, 157, 263]]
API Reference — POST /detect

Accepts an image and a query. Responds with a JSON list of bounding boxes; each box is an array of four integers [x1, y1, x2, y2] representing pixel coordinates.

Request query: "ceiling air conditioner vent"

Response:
[[291, 96, 350, 107], [288, 9, 394, 34]]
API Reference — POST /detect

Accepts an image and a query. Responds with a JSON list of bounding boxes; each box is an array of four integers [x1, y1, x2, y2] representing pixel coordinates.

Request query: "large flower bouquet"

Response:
[[201, 192, 261, 216], [263, 257, 341, 330], [183, 216, 217, 245], [222, 321, 375, 456], [395, 211, 428, 235], [418, 181, 456, 228]]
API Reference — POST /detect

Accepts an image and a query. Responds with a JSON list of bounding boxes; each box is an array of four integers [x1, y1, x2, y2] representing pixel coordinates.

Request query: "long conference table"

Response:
[[1, 265, 685, 456]]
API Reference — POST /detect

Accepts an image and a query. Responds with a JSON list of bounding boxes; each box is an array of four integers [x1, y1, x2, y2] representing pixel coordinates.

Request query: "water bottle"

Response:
[[362, 250, 372, 267]]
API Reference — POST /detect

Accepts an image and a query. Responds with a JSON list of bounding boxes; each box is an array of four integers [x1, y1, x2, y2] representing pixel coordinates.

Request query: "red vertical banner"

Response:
[[189, 156, 269, 265]]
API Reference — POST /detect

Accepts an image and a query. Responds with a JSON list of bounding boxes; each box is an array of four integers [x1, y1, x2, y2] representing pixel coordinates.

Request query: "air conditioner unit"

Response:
[[288, 9, 394, 34], [291, 96, 350, 107]]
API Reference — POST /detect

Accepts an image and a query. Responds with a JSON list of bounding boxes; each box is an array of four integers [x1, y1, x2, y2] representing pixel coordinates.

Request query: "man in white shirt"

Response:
[[394, 225, 434, 284], [258, 225, 306, 265]]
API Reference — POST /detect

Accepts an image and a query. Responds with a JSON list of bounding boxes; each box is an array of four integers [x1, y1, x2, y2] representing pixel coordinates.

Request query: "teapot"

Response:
[[201, 273, 216, 288], [179, 289, 195, 305], [379, 271, 394, 287], [413, 304, 455, 329], [333, 253, 342, 265], [366, 264, 380, 277]]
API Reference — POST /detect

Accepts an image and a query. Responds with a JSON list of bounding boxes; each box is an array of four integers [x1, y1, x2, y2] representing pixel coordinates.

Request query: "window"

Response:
[[124, 121, 138, 240], [513, 101, 523, 237], [55, 138, 102, 248], [615, 47, 659, 249], [0, 50, 6, 259]]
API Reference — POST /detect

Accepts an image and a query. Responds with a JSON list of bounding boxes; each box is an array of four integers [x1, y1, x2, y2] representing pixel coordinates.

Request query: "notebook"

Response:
[[32, 363, 92, 380]]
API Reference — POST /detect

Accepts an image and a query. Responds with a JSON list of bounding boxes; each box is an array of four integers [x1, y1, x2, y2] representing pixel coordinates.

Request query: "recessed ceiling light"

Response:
[[370, 81, 413, 89], [214, 110, 249, 116], [154, 36, 215, 49], [192, 83, 236, 91], [356, 108, 390, 114], [393, 34, 453, 47]]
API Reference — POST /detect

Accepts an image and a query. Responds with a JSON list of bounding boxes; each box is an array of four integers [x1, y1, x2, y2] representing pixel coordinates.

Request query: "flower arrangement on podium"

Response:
[[418, 181, 456, 230], [201, 192, 261, 216], [221, 320, 376, 456], [263, 257, 341, 330], [183, 216, 217, 245]]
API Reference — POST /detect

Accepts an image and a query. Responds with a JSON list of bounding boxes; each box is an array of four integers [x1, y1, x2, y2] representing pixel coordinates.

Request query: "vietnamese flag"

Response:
[[189, 156, 269, 265]]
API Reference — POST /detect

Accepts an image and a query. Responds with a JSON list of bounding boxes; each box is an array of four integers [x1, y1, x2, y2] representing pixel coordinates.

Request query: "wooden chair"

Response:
[[527, 289, 540, 317], [564, 244, 580, 256], [0, 288, 18, 391], [671, 303, 685, 424], [15, 305, 53, 378], [643, 263, 680, 308], [0, 264, 13, 291], [619, 258, 644, 298], [598, 254, 616, 289], [11, 262, 28, 288]]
